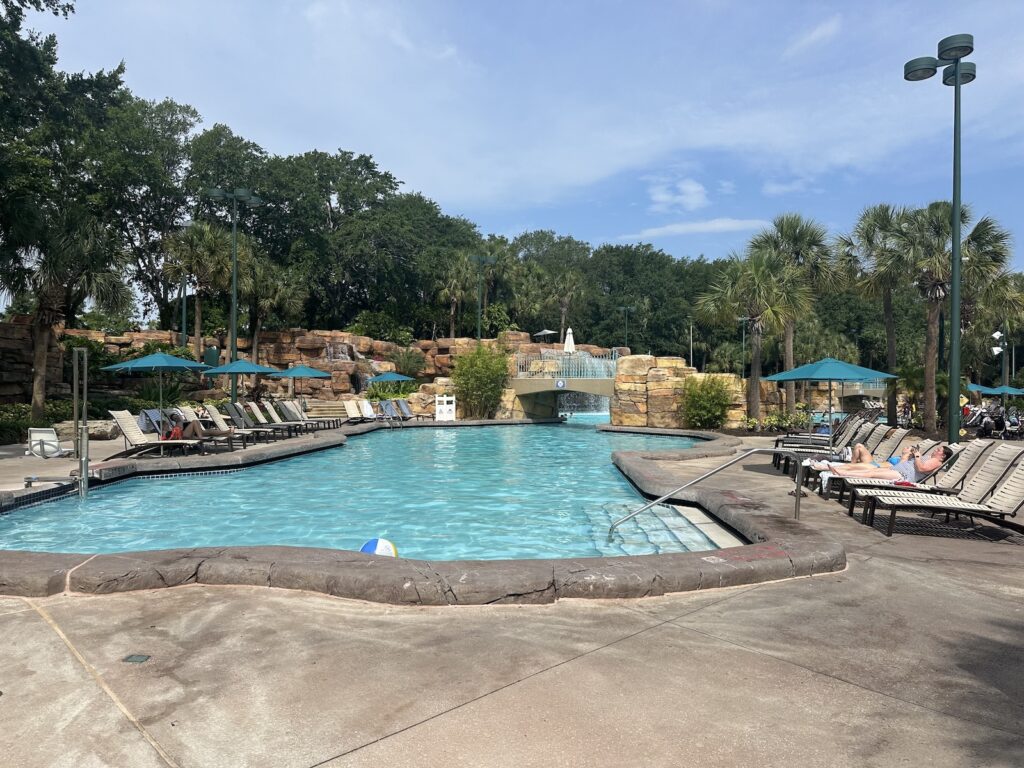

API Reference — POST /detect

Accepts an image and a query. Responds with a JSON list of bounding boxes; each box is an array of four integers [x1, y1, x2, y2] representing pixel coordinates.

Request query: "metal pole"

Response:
[[230, 195, 238, 402], [78, 424, 89, 499], [947, 57, 963, 443], [1002, 325, 1009, 409], [72, 348, 80, 457], [180, 274, 187, 348], [624, 309, 629, 349], [741, 322, 746, 379], [689, 322, 693, 368]]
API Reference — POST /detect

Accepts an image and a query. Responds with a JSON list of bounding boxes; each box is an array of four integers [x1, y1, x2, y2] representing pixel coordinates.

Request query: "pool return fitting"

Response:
[[607, 448, 806, 542]]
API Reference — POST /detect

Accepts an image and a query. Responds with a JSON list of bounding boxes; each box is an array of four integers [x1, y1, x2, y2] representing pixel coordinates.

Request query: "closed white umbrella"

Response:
[[563, 327, 576, 353]]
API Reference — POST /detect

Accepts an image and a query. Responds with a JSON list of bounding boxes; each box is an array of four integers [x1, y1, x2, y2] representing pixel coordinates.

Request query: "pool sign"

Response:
[[555, 379, 566, 389]]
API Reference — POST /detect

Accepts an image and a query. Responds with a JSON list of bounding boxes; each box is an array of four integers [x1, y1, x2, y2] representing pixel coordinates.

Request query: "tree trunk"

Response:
[[783, 320, 795, 415], [748, 326, 762, 421], [30, 321, 52, 421], [193, 296, 203, 360], [923, 301, 940, 434], [883, 287, 898, 426], [559, 306, 567, 343], [449, 300, 456, 338]]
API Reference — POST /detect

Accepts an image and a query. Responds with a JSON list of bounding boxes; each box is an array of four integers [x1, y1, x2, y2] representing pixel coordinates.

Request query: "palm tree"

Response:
[[696, 249, 812, 420], [749, 213, 832, 415], [899, 202, 1012, 433], [0, 208, 131, 419], [552, 269, 584, 343], [162, 222, 236, 360], [836, 204, 906, 425], [244, 255, 307, 383], [436, 251, 473, 338]]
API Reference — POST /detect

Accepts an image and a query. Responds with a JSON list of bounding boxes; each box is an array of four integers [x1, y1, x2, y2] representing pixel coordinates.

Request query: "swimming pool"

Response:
[[0, 422, 723, 560]]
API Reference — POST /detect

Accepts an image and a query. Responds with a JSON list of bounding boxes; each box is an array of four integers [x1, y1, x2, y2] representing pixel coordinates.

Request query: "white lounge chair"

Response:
[[108, 410, 203, 459]]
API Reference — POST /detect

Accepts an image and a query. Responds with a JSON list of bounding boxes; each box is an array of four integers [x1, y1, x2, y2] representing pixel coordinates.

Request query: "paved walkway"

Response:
[[2, 438, 1022, 766]]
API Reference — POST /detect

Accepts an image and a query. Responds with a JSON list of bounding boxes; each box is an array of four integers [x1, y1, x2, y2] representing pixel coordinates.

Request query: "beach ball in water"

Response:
[[360, 538, 398, 557]]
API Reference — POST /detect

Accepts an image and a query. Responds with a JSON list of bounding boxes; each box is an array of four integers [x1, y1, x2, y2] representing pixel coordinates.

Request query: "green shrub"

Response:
[[387, 347, 426, 378], [364, 381, 418, 402], [0, 395, 162, 445], [681, 377, 732, 430], [451, 344, 509, 419], [346, 311, 414, 346], [60, 336, 118, 382]]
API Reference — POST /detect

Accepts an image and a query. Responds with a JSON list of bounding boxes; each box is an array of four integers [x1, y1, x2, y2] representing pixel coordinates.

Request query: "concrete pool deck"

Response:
[[2, 444, 1022, 766]]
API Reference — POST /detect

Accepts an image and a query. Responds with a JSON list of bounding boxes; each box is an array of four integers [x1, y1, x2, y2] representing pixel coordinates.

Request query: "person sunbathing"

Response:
[[165, 412, 234, 440], [815, 444, 951, 483]]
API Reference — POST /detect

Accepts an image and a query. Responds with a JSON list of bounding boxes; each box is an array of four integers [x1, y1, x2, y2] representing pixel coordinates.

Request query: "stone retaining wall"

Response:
[[610, 355, 785, 429]]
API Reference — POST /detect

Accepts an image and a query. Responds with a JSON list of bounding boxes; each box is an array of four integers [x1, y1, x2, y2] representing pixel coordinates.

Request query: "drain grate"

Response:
[[122, 654, 150, 664]]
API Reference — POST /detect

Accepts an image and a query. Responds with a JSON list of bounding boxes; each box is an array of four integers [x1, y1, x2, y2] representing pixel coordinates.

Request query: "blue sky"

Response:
[[29, 0, 1024, 266]]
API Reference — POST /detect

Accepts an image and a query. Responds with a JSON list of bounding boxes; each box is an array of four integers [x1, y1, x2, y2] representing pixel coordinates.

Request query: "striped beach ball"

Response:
[[360, 538, 398, 557]]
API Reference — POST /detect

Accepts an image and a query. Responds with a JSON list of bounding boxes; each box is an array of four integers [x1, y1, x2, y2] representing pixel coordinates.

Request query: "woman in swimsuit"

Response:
[[815, 444, 952, 482]]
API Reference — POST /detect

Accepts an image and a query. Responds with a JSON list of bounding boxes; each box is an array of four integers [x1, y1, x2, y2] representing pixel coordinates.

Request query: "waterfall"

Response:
[[558, 391, 609, 414]]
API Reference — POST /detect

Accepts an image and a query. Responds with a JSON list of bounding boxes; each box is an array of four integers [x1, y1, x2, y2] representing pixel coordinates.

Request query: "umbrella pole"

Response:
[[829, 379, 834, 454]]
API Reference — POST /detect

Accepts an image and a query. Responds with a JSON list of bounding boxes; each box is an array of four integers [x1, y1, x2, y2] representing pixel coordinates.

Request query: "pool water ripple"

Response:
[[0, 421, 720, 560]]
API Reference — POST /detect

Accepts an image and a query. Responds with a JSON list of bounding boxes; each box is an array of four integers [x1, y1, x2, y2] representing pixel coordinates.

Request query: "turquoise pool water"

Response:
[[0, 420, 720, 560]]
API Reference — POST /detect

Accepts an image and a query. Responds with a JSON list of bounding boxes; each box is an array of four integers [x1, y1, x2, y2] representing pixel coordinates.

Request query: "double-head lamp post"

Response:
[[904, 33, 975, 443], [204, 187, 262, 401], [992, 329, 1008, 406]]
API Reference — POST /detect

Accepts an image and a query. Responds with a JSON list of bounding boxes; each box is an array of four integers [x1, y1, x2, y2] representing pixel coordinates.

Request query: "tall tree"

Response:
[[162, 222, 239, 359], [749, 214, 832, 414], [696, 249, 812, 420], [836, 204, 906, 425], [436, 251, 473, 338], [243, 254, 305, 381], [899, 202, 1012, 433]]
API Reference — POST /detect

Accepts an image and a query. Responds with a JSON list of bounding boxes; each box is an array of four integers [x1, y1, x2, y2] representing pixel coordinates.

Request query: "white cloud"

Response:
[[648, 178, 709, 212], [622, 218, 770, 239], [762, 178, 810, 196], [718, 180, 736, 195], [783, 16, 841, 58]]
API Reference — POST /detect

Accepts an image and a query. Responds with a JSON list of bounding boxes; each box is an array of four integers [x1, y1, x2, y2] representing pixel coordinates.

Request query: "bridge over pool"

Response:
[[510, 352, 617, 402]]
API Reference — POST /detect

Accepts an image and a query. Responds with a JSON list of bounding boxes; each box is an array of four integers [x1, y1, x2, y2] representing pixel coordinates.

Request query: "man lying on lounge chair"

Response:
[[814, 444, 952, 483], [166, 411, 234, 440]]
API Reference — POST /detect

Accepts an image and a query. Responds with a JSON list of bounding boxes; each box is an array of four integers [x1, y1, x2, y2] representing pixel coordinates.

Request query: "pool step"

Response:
[[649, 505, 718, 551], [591, 503, 689, 556]]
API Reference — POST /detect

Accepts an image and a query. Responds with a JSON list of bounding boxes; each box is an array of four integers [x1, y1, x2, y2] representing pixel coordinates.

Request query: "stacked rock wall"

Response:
[[610, 355, 784, 429]]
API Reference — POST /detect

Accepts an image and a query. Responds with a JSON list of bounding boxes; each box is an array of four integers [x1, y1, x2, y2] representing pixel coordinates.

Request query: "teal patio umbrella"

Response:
[[366, 371, 415, 384], [765, 358, 897, 450], [967, 383, 999, 395], [270, 364, 332, 399], [202, 359, 280, 403], [988, 385, 1024, 396], [103, 352, 209, 428]]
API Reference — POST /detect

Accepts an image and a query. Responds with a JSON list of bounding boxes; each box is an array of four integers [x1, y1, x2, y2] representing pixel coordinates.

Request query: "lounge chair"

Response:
[[283, 400, 343, 429], [816, 428, 912, 498], [224, 402, 292, 439], [380, 399, 404, 426], [178, 405, 250, 449], [107, 410, 203, 459], [856, 443, 1024, 535], [775, 421, 879, 474], [245, 401, 309, 435], [344, 399, 371, 423], [840, 439, 989, 514], [205, 405, 265, 444], [357, 398, 389, 424], [395, 399, 430, 421], [25, 428, 74, 459]]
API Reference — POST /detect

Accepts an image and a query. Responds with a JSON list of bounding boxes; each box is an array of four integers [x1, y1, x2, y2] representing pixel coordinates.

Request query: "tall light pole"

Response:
[[737, 316, 750, 378], [204, 187, 262, 401], [905, 33, 975, 443], [617, 306, 635, 349], [471, 253, 496, 342]]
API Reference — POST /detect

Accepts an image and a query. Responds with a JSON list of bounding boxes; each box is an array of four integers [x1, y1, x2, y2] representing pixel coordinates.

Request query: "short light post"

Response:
[[905, 33, 976, 442], [179, 275, 187, 348], [471, 253, 496, 342], [617, 306, 635, 349], [204, 187, 262, 401]]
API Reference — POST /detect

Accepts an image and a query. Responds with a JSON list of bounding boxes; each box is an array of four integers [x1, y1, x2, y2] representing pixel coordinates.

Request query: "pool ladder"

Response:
[[607, 447, 806, 543]]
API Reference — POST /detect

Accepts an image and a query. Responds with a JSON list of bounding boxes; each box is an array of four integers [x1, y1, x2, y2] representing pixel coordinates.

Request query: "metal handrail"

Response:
[[607, 447, 806, 542]]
